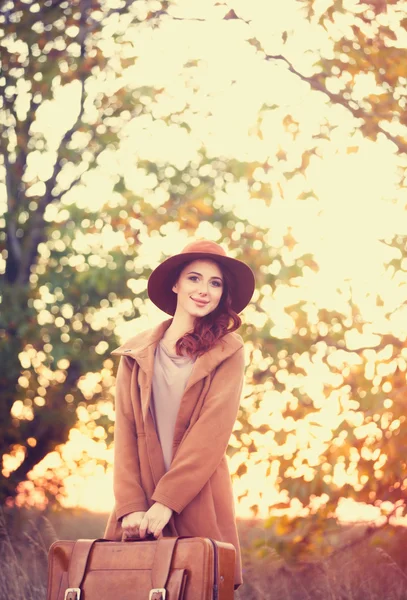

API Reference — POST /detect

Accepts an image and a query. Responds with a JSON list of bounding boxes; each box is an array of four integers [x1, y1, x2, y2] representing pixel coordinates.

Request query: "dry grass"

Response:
[[0, 506, 57, 600], [236, 519, 407, 600], [2, 507, 407, 600], [236, 543, 407, 600]]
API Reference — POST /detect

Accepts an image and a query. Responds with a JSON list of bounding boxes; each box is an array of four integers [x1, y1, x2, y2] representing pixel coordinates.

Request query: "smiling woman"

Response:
[[103, 238, 256, 592], [173, 261, 224, 312], [161, 259, 229, 355]]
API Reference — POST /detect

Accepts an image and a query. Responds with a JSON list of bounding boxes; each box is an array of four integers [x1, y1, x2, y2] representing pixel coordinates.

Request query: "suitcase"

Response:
[[46, 535, 236, 600]]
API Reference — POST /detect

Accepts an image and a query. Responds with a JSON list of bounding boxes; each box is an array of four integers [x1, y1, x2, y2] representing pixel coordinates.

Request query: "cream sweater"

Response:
[[150, 340, 196, 471]]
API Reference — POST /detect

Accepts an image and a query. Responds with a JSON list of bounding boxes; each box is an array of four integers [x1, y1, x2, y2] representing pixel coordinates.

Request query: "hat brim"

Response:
[[147, 252, 255, 315]]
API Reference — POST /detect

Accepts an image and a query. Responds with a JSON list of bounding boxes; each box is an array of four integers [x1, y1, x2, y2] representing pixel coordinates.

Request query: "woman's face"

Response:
[[172, 259, 224, 318]]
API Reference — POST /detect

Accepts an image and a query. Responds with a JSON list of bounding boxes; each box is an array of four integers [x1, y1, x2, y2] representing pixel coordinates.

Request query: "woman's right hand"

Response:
[[121, 511, 146, 539]]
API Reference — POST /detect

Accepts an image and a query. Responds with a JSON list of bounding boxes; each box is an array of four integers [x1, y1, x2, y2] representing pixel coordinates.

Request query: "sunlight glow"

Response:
[[4, 0, 407, 525]]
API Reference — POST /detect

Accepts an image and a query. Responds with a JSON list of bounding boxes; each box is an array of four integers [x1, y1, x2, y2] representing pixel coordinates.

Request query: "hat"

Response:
[[147, 239, 256, 315]]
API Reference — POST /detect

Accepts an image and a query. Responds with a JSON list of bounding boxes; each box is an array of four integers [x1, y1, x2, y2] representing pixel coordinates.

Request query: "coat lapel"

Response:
[[110, 318, 244, 422], [110, 318, 171, 422], [183, 335, 241, 394], [110, 318, 172, 374]]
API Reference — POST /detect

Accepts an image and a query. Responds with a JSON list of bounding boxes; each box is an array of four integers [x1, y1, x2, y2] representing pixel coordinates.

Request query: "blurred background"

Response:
[[2, 0, 407, 598]]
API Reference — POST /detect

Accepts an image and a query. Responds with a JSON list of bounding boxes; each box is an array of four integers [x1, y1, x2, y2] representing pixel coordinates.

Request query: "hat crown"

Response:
[[181, 240, 227, 257]]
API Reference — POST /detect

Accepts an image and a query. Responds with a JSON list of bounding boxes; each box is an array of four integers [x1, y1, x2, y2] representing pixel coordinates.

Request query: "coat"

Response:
[[103, 317, 246, 589]]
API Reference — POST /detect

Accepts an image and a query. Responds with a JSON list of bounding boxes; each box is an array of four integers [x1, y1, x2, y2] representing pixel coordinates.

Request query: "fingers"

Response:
[[121, 511, 145, 539], [139, 513, 149, 538], [138, 517, 163, 539], [149, 520, 163, 538], [122, 525, 140, 540], [122, 531, 132, 540], [129, 503, 172, 539], [122, 522, 140, 539]]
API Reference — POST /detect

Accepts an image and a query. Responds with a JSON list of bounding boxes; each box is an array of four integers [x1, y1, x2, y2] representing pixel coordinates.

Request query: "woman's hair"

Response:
[[171, 259, 241, 358]]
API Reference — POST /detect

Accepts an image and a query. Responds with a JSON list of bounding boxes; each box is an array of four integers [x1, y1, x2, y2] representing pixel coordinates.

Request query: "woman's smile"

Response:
[[191, 298, 210, 306]]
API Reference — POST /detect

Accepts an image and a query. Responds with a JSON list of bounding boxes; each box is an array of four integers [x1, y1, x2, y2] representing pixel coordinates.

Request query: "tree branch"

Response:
[[14, 2, 91, 284], [263, 53, 407, 155], [57, 144, 105, 198], [41, 4, 89, 212], [174, 1, 407, 156], [1, 146, 23, 283]]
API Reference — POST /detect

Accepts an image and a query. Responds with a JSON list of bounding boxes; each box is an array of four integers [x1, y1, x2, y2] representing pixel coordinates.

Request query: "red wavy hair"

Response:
[[170, 259, 242, 358]]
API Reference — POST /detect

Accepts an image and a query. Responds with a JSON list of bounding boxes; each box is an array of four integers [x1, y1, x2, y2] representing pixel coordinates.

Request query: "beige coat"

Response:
[[103, 317, 245, 589]]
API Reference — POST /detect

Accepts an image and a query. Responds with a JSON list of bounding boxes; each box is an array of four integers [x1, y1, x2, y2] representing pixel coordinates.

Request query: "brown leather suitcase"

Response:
[[46, 536, 236, 600]]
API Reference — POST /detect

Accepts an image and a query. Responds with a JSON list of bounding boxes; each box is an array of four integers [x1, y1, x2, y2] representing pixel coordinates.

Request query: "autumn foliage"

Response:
[[1, 0, 407, 560]]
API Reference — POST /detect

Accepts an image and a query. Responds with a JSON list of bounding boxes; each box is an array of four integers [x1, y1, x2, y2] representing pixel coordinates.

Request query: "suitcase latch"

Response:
[[64, 588, 81, 600], [149, 589, 167, 600]]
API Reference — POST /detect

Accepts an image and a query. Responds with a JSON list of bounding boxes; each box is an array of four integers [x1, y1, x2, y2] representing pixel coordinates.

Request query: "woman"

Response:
[[103, 239, 255, 591]]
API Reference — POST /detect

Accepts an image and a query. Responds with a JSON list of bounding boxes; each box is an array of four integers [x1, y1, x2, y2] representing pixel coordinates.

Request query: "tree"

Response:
[[218, 0, 407, 557], [0, 0, 167, 501], [3, 0, 407, 562], [1, 0, 317, 505]]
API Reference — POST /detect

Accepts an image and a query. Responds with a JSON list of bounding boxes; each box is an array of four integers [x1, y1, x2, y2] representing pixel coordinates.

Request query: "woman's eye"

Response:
[[188, 276, 222, 286]]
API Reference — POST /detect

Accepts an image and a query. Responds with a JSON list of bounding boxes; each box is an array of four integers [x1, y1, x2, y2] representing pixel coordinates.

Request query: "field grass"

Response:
[[2, 506, 407, 600]]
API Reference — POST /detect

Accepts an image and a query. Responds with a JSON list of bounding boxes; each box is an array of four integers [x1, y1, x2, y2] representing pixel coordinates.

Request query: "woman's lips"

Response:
[[192, 298, 209, 306]]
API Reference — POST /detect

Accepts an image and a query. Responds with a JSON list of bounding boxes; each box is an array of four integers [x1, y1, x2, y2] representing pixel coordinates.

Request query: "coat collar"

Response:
[[111, 317, 244, 394]]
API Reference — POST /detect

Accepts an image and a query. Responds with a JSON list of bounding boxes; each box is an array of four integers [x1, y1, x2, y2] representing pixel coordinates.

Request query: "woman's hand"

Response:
[[139, 502, 173, 539], [121, 511, 146, 539]]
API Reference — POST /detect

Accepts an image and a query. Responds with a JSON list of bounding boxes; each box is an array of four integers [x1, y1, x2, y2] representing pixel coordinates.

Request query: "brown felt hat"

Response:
[[147, 239, 256, 316]]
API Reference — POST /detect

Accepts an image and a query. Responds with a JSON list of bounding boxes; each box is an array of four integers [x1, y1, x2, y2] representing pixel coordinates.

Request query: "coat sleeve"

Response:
[[113, 355, 149, 520], [151, 345, 245, 514]]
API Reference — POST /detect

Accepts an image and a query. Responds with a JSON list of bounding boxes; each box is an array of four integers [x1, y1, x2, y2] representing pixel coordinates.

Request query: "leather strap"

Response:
[[151, 537, 178, 590], [68, 539, 102, 589], [67, 537, 179, 595]]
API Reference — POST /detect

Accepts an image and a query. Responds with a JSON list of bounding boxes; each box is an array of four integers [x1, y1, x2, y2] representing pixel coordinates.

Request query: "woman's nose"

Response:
[[197, 284, 209, 295]]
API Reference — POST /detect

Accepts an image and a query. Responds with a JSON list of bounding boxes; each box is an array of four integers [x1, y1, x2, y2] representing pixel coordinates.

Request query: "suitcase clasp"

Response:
[[64, 588, 81, 600], [149, 589, 167, 600]]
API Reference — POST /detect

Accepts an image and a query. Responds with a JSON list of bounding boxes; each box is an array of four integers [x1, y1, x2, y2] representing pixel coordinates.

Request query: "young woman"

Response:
[[103, 239, 255, 592]]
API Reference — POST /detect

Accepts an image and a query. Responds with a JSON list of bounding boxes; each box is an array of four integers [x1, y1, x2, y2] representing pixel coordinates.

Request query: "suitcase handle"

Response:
[[65, 537, 179, 600], [121, 531, 156, 541]]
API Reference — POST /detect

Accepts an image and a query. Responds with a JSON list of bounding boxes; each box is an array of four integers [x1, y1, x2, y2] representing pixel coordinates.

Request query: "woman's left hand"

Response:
[[138, 502, 173, 539]]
